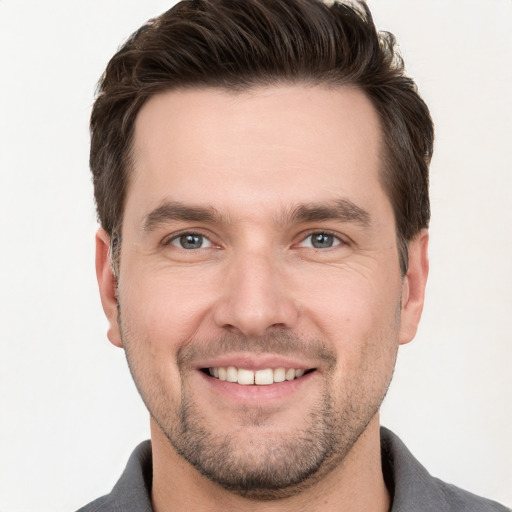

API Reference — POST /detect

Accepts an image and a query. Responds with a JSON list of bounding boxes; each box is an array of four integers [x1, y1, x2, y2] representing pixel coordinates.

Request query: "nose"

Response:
[[213, 250, 299, 337]]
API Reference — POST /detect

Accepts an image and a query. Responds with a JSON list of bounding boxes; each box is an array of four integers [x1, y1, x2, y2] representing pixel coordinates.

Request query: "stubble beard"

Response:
[[122, 328, 396, 500], [163, 379, 343, 499]]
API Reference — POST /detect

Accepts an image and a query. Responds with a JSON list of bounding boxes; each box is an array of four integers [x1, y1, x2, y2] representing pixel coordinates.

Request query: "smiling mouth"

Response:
[[202, 366, 316, 386]]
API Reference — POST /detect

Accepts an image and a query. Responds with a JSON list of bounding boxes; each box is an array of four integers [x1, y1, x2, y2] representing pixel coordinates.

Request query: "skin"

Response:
[[96, 85, 429, 511]]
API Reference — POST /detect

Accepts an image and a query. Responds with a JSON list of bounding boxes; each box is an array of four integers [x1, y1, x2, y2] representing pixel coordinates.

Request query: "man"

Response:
[[79, 0, 509, 510]]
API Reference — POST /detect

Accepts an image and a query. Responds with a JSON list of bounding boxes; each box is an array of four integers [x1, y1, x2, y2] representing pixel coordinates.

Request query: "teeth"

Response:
[[273, 367, 286, 383], [285, 368, 296, 381], [238, 368, 255, 385], [207, 366, 308, 385], [226, 366, 237, 383], [255, 368, 274, 385]]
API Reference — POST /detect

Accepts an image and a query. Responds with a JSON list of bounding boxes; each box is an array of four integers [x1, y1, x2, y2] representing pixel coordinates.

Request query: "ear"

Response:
[[95, 228, 123, 348], [399, 229, 429, 345]]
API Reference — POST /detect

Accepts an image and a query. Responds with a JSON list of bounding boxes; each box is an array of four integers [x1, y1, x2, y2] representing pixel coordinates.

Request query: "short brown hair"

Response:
[[90, 0, 433, 275]]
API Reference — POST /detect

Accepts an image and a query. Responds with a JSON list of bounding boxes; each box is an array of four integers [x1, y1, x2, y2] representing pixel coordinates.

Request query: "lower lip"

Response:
[[198, 370, 316, 404]]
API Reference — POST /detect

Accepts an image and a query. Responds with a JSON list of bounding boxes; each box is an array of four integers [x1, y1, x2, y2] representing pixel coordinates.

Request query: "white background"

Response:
[[0, 1, 511, 510]]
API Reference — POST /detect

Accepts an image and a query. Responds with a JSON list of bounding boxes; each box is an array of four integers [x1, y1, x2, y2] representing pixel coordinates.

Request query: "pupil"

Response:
[[180, 234, 202, 249], [312, 233, 333, 248]]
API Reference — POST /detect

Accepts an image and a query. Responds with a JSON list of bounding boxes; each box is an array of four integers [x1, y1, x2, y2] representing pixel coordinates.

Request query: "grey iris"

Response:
[[312, 233, 334, 248], [180, 234, 203, 249]]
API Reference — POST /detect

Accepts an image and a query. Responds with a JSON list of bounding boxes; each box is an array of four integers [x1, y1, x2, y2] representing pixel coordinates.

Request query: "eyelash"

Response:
[[162, 231, 214, 249], [162, 230, 346, 250], [296, 230, 345, 249]]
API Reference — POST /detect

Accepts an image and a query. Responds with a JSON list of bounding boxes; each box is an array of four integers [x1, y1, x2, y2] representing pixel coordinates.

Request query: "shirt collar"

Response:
[[102, 428, 508, 512]]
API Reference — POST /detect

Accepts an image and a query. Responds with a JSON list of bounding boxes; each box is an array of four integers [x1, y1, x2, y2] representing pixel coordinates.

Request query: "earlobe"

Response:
[[95, 228, 123, 348], [399, 229, 429, 345]]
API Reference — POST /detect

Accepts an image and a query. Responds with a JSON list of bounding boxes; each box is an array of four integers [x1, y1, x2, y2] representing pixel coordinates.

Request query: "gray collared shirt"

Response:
[[77, 427, 510, 511]]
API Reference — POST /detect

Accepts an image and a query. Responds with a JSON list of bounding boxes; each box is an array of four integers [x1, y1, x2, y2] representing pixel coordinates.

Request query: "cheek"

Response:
[[297, 262, 402, 382], [118, 281, 190, 409], [299, 263, 402, 336], [120, 266, 219, 346]]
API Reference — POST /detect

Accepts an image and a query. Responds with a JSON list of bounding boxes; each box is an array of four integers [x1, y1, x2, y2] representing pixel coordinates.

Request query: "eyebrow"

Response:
[[282, 199, 372, 227], [142, 198, 371, 232], [143, 202, 225, 231]]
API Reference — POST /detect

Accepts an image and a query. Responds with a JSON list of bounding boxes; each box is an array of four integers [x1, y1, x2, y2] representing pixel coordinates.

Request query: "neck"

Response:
[[150, 415, 390, 512]]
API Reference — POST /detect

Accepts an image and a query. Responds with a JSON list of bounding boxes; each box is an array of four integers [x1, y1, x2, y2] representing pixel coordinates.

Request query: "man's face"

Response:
[[97, 85, 427, 497]]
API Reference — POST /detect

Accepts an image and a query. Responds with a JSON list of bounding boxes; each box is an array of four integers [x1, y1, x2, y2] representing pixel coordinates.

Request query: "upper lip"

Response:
[[195, 353, 316, 371]]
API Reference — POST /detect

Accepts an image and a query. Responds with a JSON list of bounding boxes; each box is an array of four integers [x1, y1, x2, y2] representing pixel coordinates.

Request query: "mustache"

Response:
[[176, 330, 337, 369]]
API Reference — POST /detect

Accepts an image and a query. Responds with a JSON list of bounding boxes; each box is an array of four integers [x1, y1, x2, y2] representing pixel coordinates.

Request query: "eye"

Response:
[[298, 232, 342, 249], [168, 233, 213, 250]]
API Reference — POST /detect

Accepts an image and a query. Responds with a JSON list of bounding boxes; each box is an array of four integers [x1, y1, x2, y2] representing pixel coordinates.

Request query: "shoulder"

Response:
[[75, 441, 154, 512], [75, 495, 113, 512], [430, 477, 511, 512], [381, 427, 510, 512]]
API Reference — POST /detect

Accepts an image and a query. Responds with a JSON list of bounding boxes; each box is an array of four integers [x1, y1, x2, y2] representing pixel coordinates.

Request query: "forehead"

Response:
[[127, 85, 387, 223]]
